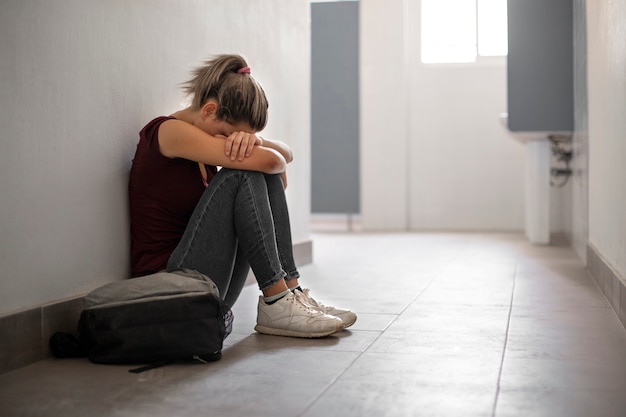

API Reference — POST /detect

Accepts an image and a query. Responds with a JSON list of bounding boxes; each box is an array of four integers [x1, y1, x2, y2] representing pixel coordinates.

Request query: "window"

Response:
[[421, 0, 508, 64]]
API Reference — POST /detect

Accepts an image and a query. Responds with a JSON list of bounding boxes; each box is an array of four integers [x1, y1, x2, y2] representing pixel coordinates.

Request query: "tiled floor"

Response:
[[2, 232, 626, 417]]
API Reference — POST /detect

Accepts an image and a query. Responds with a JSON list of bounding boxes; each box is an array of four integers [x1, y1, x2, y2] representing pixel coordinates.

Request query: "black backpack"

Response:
[[50, 269, 232, 373]]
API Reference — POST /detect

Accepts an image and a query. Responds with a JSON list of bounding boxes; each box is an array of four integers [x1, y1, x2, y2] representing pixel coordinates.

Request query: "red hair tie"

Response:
[[237, 66, 251, 74]]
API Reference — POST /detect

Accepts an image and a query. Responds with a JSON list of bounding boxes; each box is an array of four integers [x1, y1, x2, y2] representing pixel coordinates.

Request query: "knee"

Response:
[[241, 170, 266, 185], [263, 173, 284, 189], [219, 168, 265, 182]]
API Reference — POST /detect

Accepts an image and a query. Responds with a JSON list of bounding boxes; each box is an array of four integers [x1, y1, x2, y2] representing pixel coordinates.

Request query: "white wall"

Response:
[[362, 0, 530, 232], [567, 0, 589, 261], [360, 0, 410, 229], [408, 1, 527, 231], [587, 1, 626, 280], [0, 0, 311, 316]]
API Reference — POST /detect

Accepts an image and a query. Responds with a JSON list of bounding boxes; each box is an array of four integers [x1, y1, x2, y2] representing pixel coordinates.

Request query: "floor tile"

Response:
[[304, 380, 496, 417], [499, 356, 626, 391], [348, 312, 398, 331], [304, 352, 499, 417], [2, 232, 626, 417], [387, 303, 511, 335], [496, 388, 626, 417], [325, 351, 502, 388], [368, 329, 506, 359], [231, 329, 381, 353]]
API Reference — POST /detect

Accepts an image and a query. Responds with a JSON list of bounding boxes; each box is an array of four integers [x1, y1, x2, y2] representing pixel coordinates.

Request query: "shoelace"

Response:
[[301, 289, 328, 310], [293, 292, 320, 315], [296, 290, 327, 313]]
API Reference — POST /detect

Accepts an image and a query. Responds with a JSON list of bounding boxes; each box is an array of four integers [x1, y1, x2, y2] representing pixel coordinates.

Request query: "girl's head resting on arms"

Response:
[[181, 54, 269, 132]]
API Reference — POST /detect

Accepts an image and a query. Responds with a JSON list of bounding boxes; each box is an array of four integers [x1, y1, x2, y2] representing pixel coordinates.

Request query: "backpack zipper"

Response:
[[193, 355, 210, 364]]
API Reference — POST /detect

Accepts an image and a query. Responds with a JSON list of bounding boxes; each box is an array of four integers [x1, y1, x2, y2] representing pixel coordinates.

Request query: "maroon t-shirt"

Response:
[[129, 116, 217, 277]]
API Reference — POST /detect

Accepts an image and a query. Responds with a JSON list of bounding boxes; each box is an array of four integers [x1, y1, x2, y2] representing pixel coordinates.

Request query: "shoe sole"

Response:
[[254, 324, 341, 338]]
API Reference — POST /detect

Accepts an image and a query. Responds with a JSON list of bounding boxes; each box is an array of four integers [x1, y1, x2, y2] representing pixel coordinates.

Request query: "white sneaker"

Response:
[[296, 288, 357, 329], [255, 292, 344, 338]]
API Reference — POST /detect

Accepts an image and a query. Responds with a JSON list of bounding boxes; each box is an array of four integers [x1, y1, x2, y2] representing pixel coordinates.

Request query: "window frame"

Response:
[[419, 0, 508, 66]]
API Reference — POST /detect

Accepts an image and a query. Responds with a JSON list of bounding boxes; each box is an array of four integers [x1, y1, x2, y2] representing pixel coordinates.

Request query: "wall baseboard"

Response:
[[587, 243, 626, 329], [0, 240, 313, 375], [0, 295, 85, 375]]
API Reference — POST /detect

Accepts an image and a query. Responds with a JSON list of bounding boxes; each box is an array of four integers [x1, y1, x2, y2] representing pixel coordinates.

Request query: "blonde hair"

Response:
[[181, 54, 269, 131]]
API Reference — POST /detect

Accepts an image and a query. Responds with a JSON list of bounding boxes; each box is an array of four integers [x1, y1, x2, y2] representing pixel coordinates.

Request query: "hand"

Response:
[[224, 131, 262, 161]]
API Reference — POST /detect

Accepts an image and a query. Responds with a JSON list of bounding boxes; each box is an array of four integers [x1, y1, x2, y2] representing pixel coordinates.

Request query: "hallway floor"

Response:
[[2, 232, 626, 417]]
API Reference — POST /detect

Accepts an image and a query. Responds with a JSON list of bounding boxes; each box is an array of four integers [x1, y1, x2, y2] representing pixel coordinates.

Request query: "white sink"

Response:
[[498, 112, 561, 245]]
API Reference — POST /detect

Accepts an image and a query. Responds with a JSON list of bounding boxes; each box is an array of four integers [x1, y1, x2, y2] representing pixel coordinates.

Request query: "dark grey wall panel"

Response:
[[311, 1, 360, 214], [507, 0, 574, 132]]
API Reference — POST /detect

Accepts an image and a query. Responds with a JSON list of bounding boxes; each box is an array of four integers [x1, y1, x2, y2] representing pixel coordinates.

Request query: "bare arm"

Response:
[[258, 136, 294, 163], [157, 119, 286, 174], [223, 132, 293, 163]]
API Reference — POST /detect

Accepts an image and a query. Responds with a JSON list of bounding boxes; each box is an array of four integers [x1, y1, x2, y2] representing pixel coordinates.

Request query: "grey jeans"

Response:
[[166, 168, 299, 307]]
